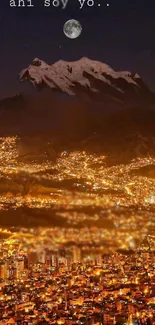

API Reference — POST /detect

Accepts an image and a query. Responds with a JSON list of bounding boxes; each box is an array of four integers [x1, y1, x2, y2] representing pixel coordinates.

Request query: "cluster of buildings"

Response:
[[0, 233, 154, 325], [0, 134, 154, 325]]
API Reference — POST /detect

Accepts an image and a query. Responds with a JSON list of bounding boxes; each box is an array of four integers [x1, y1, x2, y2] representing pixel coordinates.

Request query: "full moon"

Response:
[[63, 20, 82, 39]]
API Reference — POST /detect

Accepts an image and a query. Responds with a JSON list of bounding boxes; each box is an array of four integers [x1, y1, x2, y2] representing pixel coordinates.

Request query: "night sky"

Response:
[[0, 0, 155, 98]]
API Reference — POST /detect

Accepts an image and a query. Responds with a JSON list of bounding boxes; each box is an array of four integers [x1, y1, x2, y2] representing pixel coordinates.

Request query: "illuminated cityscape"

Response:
[[1, 0, 155, 323], [0, 137, 154, 324], [0, 228, 154, 324]]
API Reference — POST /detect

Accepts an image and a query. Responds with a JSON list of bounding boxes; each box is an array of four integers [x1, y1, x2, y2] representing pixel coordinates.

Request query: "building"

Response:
[[73, 247, 81, 263], [0, 260, 8, 279], [28, 251, 38, 266], [16, 258, 25, 278]]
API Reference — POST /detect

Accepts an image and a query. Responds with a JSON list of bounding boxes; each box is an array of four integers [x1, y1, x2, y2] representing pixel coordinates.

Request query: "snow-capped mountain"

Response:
[[0, 57, 155, 162], [19, 57, 155, 108]]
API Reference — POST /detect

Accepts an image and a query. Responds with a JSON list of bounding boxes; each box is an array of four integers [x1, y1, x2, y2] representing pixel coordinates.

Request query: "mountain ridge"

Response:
[[0, 57, 155, 162], [19, 57, 155, 109]]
